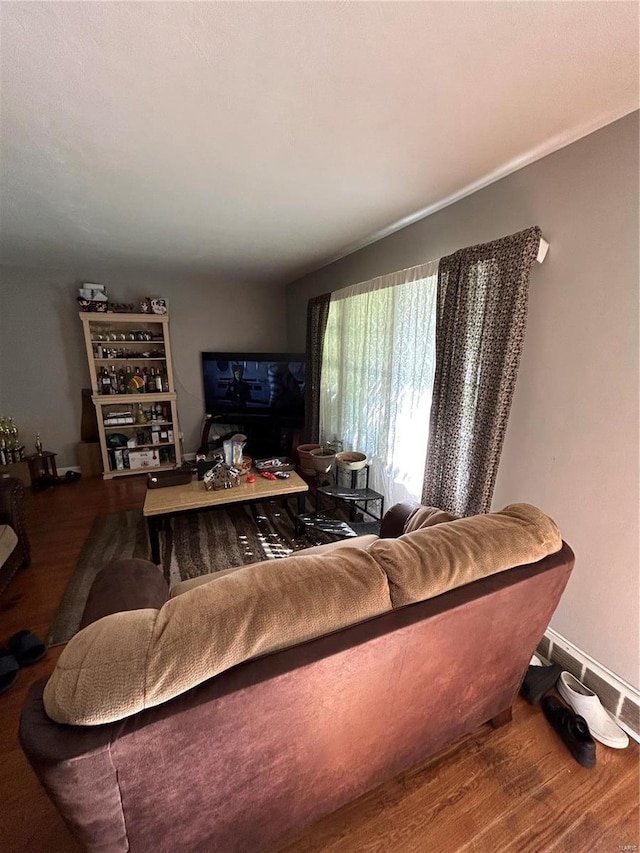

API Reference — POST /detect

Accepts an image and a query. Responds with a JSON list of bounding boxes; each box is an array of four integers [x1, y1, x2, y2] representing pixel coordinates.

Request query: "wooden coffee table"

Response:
[[143, 469, 309, 564]]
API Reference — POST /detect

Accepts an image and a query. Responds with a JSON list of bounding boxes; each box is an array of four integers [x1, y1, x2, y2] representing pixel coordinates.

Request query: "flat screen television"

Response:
[[202, 352, 306, 426]]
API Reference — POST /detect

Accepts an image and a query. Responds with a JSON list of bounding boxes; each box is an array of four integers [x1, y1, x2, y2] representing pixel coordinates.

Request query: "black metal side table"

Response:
[[315, 464, 384, 523]]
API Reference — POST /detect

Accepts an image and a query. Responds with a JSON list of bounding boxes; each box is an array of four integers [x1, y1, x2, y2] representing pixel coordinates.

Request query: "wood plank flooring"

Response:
[[1, 476, 638, 853]]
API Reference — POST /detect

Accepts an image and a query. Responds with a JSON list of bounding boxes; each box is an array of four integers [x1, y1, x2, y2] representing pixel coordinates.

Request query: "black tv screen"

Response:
[[202, 352, 306, 425]]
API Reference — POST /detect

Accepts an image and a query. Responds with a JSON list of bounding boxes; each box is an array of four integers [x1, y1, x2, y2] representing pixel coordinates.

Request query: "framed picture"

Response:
[[147, 297, 168, 315]]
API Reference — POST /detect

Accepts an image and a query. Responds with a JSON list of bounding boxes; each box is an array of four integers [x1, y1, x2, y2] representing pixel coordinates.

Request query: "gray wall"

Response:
[[0, 270, 288, 464], [286, 112, 639, 688]]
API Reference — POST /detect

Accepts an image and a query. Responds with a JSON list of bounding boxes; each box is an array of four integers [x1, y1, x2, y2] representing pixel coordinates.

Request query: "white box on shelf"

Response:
[[128, 449, 160, 469]]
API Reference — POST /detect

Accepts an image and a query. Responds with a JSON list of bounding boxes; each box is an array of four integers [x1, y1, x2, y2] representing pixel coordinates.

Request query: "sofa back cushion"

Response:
[[43, 548, 392, 726], [402, 506, 457, 533], [369, 503, 562, 607], [170, 534, 380, 598]]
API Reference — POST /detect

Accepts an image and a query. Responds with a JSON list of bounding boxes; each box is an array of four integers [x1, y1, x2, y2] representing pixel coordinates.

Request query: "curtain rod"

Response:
[[332, 235, 549, 302]]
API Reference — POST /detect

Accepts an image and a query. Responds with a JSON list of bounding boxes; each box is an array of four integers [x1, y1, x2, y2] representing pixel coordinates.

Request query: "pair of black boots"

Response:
[[521, 662, 595, 769]]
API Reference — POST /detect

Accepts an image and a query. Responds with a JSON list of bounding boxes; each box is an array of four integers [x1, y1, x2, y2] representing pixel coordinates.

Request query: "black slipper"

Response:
[[63, 471, 81, 483], [0, 650, 19, 694], [8, 630, 47, 666], [520, 662, 563, 705], [542, 695, 596, 768]]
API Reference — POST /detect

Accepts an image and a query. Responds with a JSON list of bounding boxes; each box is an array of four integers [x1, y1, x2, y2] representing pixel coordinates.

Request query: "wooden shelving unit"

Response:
[[79, 312, 182, 479]]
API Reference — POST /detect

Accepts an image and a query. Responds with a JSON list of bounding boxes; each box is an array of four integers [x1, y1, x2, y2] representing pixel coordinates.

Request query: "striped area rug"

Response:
[[46, 500, 370, 646]]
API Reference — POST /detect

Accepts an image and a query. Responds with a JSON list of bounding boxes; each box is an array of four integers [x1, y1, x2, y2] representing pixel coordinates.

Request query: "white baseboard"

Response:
[[543, 627, 640, 743]]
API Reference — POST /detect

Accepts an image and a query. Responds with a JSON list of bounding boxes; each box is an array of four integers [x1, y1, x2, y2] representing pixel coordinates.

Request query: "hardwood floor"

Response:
[[1, 476, 638, 853]]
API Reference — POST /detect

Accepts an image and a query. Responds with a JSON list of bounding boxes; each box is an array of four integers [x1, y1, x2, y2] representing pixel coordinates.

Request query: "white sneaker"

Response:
[[557, 671, 629, 749], [530, 654, 544, 667]]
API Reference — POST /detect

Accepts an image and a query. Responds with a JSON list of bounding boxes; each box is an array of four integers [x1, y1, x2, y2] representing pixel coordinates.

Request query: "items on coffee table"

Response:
[[223, 433, 247, 468], [204, 461, 241, 491], [255, 457, 294, 473]]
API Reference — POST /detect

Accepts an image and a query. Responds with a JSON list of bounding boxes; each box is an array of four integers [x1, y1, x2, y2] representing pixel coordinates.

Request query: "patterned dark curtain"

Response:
[[304, 293, 331, 443], [422, 226, 542, 516]]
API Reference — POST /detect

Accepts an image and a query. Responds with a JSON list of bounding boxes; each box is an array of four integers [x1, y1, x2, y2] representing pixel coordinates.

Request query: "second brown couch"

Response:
[[20, 501, 573, 852]]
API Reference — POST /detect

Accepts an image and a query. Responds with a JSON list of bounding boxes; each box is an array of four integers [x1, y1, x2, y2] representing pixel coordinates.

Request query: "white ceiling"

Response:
[[1, 2, 638, 285]]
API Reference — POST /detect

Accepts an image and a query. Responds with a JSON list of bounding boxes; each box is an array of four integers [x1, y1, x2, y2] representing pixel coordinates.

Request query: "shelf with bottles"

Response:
[[103, 421, 173, 431], [99, 400, 172, 425], [80, 312, 175, 396], [105, 414, 176, 452], [94, 364, 171, 397], [106, 444, 177, 477], [93, 357, 167, 363], [80, 312, 182, 477]]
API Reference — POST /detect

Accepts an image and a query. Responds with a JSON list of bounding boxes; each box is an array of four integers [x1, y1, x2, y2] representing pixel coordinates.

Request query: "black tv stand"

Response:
[[198, 416, 300, 460]]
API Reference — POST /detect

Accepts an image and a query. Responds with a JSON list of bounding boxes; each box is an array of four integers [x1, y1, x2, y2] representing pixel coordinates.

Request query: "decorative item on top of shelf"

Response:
[[109, 303, 136, 313], [146, 297, 168, 315], [77, 283, 108, 312]]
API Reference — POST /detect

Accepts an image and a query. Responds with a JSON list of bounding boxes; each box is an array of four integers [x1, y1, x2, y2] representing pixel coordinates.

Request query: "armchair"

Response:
[[0, 476, 31, 597]]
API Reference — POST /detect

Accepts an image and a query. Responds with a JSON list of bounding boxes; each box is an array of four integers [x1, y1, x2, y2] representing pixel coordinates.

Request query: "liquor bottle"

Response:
[[161, 367, 169, 393], [109, 365, 117, 394], [155, 402, 163, 421], [133, 366, 145, 393], [100, 367, 112, 395], [118, 368, 126, 394]]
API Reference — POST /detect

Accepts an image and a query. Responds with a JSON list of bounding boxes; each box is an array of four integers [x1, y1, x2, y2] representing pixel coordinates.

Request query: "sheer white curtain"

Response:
[[320, 261, 438, 508]]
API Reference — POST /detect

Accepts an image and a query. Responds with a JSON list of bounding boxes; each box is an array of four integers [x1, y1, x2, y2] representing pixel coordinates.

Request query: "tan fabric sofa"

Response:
[[20, 502, 573, 852]]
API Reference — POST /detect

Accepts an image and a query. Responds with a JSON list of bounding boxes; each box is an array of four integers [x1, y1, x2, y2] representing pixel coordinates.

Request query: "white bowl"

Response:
[[335, 451, 367, 471]]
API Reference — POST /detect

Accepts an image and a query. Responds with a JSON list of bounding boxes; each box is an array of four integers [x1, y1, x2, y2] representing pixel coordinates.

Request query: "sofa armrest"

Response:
[[79, 558, 170, 628], [0, 476, 30, 567], [379, 502, 421, 538]]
